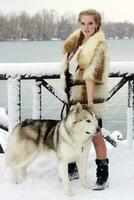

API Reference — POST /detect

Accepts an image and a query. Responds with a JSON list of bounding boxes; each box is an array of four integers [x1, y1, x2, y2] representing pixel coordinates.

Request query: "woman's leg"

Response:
[[92, 132, 107, 159]]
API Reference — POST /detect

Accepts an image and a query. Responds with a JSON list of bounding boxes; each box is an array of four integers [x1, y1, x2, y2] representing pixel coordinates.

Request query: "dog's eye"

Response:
[[86, 120, 91, 123]]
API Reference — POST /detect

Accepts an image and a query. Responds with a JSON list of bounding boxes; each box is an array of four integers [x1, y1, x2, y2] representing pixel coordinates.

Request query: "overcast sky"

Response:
[[0, 0, 133, 23]]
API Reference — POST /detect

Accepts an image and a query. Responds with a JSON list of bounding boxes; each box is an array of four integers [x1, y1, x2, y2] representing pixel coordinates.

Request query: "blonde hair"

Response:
[[78, 9, 102, 32]]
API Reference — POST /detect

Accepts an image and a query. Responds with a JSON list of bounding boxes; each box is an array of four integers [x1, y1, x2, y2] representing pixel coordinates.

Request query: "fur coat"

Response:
[[61, 29, 109, 118]]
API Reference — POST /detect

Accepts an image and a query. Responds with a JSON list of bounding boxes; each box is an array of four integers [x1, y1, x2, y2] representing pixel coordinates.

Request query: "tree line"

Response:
[[0, 10, 134, 41]]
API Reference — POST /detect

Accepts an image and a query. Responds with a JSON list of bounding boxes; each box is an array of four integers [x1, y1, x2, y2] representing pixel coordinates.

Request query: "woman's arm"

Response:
[[85, 79, 95, 106]]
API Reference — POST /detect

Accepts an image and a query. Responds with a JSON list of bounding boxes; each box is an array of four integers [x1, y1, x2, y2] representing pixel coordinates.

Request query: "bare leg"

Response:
[[93, 132, 107, 159]]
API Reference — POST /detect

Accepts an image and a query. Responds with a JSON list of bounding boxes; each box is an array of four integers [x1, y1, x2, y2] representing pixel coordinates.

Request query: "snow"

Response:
[[127, 108, 134, 148], [0, 129, 134, 200], [32, 81, 42, 119], [110, 61, 134, 75], [0, 61, 134, 77], [0, 62, 62, 77], [7, 78, 21, 133], [0, 61, 134, 199], [0, 107, 8, 128], [0, 128, 9, 150]]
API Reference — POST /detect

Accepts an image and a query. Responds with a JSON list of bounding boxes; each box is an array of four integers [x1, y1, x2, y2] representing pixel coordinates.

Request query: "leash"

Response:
[[104, 135, 117, 147], [60, 103, 66, 120]]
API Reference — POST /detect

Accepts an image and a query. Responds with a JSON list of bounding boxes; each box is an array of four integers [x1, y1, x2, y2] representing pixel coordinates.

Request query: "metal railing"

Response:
[[0, 62, 134, 147]]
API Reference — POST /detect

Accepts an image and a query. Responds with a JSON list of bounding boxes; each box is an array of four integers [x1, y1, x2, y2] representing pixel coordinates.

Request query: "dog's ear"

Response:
[[74, 102, 82, 113]]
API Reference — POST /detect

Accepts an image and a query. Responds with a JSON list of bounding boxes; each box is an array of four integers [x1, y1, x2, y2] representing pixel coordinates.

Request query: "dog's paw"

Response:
[[15, 178, 25, 184], [82, 181, 91, 189], [64, 189, 74, 197], [13, 176, 27, 184], [11, 178, 22, 184]]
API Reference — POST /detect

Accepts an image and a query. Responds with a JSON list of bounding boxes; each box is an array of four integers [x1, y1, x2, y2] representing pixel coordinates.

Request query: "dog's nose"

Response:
[[96, 127, 101, 133]]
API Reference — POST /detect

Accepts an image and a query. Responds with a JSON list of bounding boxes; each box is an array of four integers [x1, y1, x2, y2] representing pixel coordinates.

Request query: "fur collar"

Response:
[[64, 29, 106, 69]]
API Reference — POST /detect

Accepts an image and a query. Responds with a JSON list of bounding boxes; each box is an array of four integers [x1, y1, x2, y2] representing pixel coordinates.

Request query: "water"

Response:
[[0, 39, 134, 138], [0, 39, 134, 63], [0, 40, 63, 63]]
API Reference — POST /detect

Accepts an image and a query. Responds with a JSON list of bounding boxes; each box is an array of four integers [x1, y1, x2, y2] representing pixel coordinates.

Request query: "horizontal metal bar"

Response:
[[0, 73, 134, 80]]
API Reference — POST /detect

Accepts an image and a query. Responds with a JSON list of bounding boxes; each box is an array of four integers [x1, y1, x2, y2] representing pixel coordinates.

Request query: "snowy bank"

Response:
[[0, 141, 134, 200]]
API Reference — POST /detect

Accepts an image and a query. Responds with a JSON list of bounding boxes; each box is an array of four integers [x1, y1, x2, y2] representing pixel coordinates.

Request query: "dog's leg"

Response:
[[76, 152, 91, 189], [17, 166, 28, 183], [12, 166, 27, 184], [11, 168, 18, 183], [58, 160, 73, 196]]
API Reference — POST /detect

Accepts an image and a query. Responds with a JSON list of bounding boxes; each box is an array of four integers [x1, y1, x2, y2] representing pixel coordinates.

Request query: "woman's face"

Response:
[[80, 15, 98, 38]]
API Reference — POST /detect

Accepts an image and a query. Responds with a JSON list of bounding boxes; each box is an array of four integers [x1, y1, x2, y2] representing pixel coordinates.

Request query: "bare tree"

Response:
[[18, 12, 30, 39], [0, 13, 8, 40], [6, 13, 20, 40], [0, 10, 134, 41], [56, 13, 77, 40]]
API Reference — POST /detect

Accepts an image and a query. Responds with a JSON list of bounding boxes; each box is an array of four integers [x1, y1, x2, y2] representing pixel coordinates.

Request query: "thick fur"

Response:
[[5, 103, 99, 196], [61, 29, 109, 118]]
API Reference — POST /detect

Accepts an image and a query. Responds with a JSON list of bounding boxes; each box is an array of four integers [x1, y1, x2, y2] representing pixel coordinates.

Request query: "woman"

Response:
[[61, 9, 109, 190]]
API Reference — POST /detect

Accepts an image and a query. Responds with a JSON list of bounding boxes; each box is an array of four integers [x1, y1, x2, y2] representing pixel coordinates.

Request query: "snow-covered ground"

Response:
[[0, 107, 8, 129], [0, 132, 134, 200]]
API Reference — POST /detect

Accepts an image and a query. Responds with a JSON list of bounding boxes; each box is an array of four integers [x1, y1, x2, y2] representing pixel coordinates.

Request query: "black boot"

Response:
[[93, 159, 109, 190], [68, 162, 79, 181]]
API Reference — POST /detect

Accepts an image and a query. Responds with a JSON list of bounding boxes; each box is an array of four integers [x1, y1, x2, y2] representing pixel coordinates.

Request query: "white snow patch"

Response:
[[0, 107, 8, 127], [0, 62, 134, 77], [0, 136, 134, 199]]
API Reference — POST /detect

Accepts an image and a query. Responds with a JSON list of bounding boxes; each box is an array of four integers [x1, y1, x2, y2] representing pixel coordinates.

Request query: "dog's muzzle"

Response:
[[86, 127, 100, 135]]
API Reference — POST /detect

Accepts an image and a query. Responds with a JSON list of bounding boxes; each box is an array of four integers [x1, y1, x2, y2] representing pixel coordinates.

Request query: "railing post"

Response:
[[127, 78, 134, 147], [7, 76, 21, 134], [32, 80, 42, 119]]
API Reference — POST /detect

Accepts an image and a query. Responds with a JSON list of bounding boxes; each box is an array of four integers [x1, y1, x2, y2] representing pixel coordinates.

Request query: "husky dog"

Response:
[[5, 103, 100, 196]]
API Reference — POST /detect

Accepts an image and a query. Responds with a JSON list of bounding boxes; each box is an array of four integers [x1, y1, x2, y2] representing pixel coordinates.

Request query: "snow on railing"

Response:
[[0, 62, 61, 78], [0, 62, 134, 147], [0, 61, 134, 77]]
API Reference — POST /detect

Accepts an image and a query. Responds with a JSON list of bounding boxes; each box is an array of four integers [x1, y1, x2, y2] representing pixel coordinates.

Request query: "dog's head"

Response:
[[66, 102, 100, 137]]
